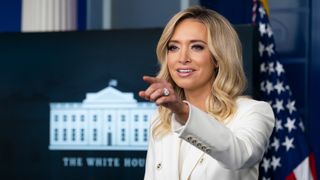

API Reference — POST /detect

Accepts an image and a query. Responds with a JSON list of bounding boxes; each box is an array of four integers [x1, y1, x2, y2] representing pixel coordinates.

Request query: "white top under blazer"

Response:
[[144, 97, 275, 180]]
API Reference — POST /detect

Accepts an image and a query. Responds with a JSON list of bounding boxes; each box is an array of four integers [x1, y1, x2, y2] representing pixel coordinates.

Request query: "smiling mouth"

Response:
[[177, 69, 194, 73], [176, 68, 195, 77]]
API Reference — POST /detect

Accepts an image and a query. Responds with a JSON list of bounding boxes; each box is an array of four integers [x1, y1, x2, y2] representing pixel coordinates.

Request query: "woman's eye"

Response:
[[167, 45, 178, 51], [192, 44, 204, 51]]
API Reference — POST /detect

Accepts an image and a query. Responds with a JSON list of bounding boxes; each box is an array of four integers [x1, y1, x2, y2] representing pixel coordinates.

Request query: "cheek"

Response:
[[201, 58, 215, 75], [167, 57, 176, 72]]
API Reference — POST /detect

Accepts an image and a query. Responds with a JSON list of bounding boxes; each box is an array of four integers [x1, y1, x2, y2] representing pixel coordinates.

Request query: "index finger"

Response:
[[143, 75, 162, 84]]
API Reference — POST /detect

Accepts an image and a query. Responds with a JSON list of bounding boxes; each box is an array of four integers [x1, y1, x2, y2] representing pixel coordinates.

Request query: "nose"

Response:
[[178, 47, 191, 64]]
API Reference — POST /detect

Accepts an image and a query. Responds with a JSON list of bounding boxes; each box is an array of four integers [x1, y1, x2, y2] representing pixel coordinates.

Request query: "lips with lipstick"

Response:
[[176, 68, 195, 77]]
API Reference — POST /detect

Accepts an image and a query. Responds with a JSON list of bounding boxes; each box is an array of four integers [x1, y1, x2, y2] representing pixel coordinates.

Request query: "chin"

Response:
[[174, 81, 194, 90]]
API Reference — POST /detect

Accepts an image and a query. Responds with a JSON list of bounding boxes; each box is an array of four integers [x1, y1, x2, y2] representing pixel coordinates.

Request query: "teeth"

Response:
[[178, 69, 193, 73]]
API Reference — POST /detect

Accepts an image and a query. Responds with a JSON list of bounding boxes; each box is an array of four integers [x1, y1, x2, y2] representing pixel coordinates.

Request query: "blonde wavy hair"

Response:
[[153, 6, 246, 138]]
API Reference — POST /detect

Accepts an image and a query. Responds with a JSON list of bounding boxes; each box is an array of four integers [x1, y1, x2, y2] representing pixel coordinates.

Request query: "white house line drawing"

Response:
[[49, 83, 156, 151]]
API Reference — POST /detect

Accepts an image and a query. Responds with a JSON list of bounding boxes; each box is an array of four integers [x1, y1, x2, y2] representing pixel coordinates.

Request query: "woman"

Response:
[[139, 6, 275, 180]]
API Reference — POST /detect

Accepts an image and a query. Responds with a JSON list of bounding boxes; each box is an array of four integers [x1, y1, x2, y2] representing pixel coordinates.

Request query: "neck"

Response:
[[184, 86, 211, 112]]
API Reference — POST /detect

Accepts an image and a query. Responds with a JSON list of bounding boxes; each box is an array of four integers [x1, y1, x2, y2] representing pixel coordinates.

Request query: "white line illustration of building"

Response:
[[49, 83, 156, 151]]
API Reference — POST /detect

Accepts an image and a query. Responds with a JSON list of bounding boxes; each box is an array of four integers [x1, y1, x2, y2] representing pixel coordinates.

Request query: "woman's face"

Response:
[[167, 18, 216, 92]]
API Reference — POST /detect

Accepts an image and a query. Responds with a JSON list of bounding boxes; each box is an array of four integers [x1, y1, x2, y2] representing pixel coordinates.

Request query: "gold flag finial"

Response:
[[261, 0, 270, 16]]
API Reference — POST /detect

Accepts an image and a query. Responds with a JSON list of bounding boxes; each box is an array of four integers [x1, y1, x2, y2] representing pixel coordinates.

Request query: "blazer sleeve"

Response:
[[173, 100, 275, 170]]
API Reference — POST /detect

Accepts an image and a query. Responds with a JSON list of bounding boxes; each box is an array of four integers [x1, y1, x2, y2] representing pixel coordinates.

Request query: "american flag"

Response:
[[252, 0, 317, 179]]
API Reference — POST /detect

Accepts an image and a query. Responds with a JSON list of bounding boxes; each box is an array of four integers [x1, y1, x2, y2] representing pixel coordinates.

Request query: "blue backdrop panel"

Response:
[[0, 0, 21, 32], [200, 0, 253, 24]]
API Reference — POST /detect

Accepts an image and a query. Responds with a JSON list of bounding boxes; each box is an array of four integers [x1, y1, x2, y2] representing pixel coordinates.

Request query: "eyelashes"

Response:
[[167, 44, 205, 52], [191, 44, 204, 51], [167, 45, 178, 52]]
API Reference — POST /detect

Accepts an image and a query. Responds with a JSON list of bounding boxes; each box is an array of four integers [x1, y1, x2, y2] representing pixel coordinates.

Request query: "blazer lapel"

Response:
[[180, 143, 205, 180], [161, 132, 181, 180], [159, 132, 204, 180]]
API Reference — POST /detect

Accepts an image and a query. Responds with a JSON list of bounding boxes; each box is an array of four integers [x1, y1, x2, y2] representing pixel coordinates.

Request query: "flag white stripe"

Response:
[[293, 156, 313, 180]]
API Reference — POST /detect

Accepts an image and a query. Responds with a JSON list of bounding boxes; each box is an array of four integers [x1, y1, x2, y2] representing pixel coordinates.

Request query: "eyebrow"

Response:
[[168, 39, 207, 44]]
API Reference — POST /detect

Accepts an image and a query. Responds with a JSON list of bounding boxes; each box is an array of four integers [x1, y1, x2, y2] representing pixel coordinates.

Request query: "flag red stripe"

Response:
[[286, 172, 296, 180], [309, 153, 318, 180]]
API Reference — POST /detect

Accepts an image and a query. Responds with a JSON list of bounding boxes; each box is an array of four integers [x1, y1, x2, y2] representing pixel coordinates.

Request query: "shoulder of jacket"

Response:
[[236, 97, 272, 113]]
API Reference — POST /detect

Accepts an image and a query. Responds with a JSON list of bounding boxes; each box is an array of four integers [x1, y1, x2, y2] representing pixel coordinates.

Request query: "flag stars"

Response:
[[260, 62, 267, 73], [275, 119, 283, 132], [285, 85, 290, 90], [275, 61, 285, 76], [285, 85, 292, 95], [271, 137, 280, 151], [299, 121, 305, 132], [266, 80, 274, 94], [284, 117, 296, 133], [255, 1, 310, 177], [268, 62, 275, 74], [274, 80, 285, 94], [286, 100, 296, 114], [259, 6, 266, 18], [271, 156, 281, 171], [261, 158, 270, 172], [266, 43, 275, 57], [272, 99, 284, 113], [266, 24, 273, 37], [260, 81, 266, 92], [259, 22, 267, 36], [282, 136, 295, 151]]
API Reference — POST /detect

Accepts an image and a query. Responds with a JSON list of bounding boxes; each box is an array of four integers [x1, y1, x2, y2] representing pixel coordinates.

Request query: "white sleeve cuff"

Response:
[[171, 101, 191, 134]]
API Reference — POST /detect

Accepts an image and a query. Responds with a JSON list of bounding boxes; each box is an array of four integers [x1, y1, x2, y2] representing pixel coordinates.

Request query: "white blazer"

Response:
[[144, 97, 275, 180]]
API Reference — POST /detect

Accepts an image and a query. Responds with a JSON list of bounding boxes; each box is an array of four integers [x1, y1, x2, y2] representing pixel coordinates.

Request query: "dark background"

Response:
[[0, 29, 160, 179], [0, 27, 257, 179]]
